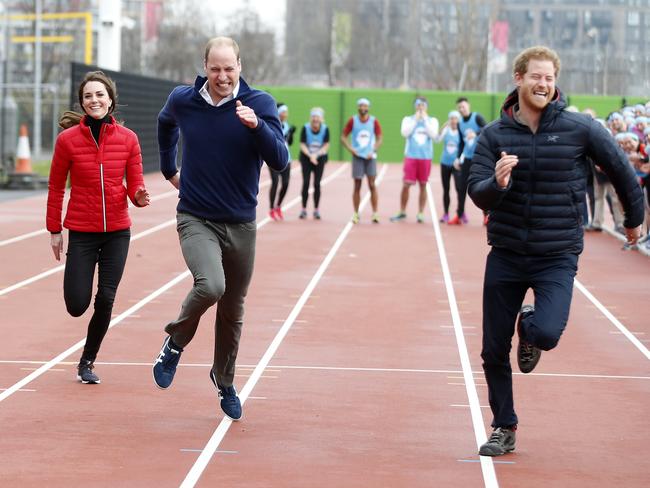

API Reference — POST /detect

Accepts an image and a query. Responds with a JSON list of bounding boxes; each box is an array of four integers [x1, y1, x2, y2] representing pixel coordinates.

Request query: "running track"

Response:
[[0, 163, 648, 487]]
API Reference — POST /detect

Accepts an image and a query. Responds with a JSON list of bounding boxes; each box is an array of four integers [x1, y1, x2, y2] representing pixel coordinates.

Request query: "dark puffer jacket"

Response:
[[468, 88, 644, 256]]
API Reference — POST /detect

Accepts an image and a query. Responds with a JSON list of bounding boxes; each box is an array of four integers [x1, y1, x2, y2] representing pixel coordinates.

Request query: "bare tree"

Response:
[[148, 1, 215, 83], [222, 7, 280, 85]]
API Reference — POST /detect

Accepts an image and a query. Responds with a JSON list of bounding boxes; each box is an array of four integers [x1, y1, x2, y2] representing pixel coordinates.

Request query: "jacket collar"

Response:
[[193, 75, 251, 104], [500, 87, 566, 128]]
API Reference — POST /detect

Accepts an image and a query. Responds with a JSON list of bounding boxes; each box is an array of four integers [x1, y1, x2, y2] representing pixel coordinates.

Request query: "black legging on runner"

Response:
[[64, 229, 131, 362], [300, 155, 327, 208], [440, 164, 462, 215], [269, 164, 291, 208], [457, 157, 473, 217]]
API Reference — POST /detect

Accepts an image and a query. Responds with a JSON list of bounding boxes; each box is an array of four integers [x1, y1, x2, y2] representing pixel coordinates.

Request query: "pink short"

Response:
[[403, 157, 432, 184]]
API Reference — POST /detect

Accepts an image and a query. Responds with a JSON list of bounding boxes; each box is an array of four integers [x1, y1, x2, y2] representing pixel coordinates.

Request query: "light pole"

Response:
[[586, 27, 599, 95]]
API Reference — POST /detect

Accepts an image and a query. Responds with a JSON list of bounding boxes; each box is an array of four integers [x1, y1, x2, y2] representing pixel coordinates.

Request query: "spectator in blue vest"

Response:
[[452, 96, 487, 225], [298, 107, 330, 220], [390, 96, 439, 223], [436, 110, 463, 223], [269, 103, 295, 221], [153, 36, 288, 421], [341, 98, 383, 224]]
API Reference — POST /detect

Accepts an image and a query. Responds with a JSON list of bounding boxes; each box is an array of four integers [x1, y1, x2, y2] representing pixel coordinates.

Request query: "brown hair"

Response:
[[512, 46, 561, 78], [204, 36, 240, 63], [59, 71, 117, 129]]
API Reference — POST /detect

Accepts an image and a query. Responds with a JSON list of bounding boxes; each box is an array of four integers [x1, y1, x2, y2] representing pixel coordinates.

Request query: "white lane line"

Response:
[[0, 168, 283, 248], [0, 219, 173, 297], [0, 229, 48, 247], [0, 189, 179, 248], [0, 164, 349, 403], [2, 360, 648, 381], [0, 271, 190, 404], [178, 164, 388, 488], [3, 359, 648, 381], [426, 183, 498, 488], [0, 166, 347, 298], [574, 279, 650, 361]]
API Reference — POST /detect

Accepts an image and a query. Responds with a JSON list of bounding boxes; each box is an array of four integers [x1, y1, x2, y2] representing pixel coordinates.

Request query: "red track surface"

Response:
[[0, 163, 648, 487]]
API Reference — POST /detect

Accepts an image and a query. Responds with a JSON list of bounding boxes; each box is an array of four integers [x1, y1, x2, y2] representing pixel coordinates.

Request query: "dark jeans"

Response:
[[481, 247, 578, 428], [64, 229, 131, 362], [300, 158, 326, 208], [440, 164, 462, 215], [269, 164, 291, 208]]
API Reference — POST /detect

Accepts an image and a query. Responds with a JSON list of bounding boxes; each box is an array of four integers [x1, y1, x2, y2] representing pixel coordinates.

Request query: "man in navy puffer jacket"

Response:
[[468, 46, 644, 457], [153, 37, 288, 421]]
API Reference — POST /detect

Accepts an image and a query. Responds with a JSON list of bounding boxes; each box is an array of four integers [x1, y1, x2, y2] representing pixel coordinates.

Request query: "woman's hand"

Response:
[[51, 233, 63, 261], [135, 188, 151, 207]]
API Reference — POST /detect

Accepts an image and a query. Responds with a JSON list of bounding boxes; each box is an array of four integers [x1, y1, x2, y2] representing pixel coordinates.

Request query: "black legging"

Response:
[[300, 156, 327, 208], [457, 157, 473, 217], [269, 164, 291, 208], [64, 229, 130, 362], [440, 164, 462, 214]]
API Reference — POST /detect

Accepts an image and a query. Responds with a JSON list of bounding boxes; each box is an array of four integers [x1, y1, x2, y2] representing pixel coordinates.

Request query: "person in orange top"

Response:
[[46, 71, 150, 384]]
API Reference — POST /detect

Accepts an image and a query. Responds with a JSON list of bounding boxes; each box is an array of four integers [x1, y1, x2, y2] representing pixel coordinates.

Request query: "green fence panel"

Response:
[[258, 85, 642, 164], [566, 95, 626, 119]]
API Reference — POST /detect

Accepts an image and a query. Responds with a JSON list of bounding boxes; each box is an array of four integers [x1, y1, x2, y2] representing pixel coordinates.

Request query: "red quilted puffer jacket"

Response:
[[46, 116, 145, 233]]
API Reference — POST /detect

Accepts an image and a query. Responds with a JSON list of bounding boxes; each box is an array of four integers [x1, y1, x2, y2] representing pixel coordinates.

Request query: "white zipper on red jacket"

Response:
[[91, 124, 108, 232]]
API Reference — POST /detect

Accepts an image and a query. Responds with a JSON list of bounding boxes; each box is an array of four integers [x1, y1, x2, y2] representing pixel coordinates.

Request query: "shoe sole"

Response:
[[209, 370, 243, 421], [479, 445, 515, 456], [77, 375, 100, 384]]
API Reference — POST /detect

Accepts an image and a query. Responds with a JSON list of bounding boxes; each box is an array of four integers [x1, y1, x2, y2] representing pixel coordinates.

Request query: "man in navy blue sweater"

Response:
[[153, 36, 288, 421]]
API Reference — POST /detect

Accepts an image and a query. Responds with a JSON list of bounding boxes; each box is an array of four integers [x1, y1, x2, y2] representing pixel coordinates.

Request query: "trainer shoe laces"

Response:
[[519, 341, 536, 362], [156, 339, 181, 367], [488, 427, 507, 443]]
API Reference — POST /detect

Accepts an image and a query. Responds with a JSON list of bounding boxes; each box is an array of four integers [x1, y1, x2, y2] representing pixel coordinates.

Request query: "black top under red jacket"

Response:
[[468, 88, 644, 256]]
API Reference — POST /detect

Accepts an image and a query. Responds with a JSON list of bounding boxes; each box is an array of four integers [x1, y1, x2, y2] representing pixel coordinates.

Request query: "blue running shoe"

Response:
[[153, 336, 183, 389], [210, 370, 242, 421]]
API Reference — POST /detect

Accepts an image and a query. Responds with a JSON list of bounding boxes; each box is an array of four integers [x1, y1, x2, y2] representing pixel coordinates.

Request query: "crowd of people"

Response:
[[46, 38, 645, 460], [578, 103, 650, 251]]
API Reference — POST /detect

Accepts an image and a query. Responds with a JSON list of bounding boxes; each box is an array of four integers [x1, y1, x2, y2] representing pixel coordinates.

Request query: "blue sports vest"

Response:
[[351, 115, 376, 158], [304, 123, 327, 155], [459, 112, 480, 159], [440, 128, 460, 166], [404, 116, 434, 160]]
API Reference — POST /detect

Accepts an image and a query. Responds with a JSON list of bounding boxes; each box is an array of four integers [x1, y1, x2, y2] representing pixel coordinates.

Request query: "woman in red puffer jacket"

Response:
[[46, 71, 150, 385]]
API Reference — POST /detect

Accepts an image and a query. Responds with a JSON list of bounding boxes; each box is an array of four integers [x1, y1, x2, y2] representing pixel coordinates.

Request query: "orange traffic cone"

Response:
[[14, 124, 32, 174]]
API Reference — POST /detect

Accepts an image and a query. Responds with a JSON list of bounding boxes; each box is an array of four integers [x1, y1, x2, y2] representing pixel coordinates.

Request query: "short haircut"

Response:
[[204, 36, 240, 63], [512, 45, 561, 78], [456, 97, 469, 104]]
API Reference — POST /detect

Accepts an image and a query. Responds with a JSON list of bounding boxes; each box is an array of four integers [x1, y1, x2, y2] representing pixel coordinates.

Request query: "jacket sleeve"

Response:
[[158, 89, 180, 180], [467, 128, 510, 211], [46, 134, 73, 233], [125, 131, 145, 206], [586, 121, 645, 229], [251, 96, 289, 171]]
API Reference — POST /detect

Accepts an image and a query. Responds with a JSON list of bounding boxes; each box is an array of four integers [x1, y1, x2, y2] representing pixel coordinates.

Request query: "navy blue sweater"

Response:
[[158, 76, 288, 223]]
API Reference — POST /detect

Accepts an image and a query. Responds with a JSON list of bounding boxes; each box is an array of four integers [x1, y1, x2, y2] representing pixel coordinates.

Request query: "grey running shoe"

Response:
[[479, 427, 516, 456], [77, 359, 100, 384], [390, 212, 406, 222], [517, 304, 541, 374]]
